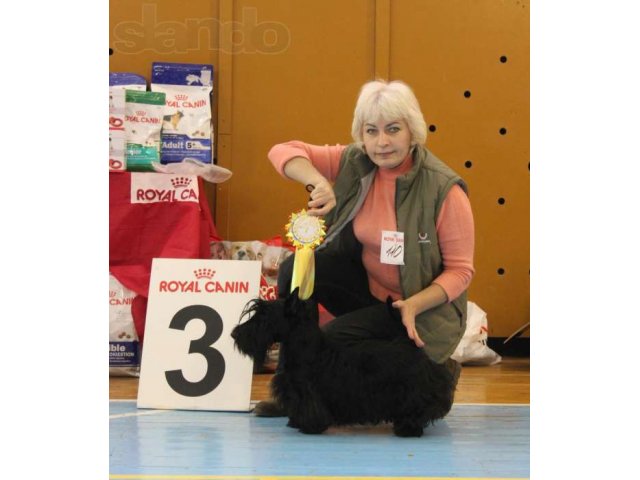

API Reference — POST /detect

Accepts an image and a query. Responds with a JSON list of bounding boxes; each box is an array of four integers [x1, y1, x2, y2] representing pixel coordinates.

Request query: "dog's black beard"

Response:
[[231, 297, 288, 366]]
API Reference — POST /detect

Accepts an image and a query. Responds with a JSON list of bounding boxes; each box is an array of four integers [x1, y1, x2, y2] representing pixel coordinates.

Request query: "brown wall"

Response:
[[110, 0, 530, 337]]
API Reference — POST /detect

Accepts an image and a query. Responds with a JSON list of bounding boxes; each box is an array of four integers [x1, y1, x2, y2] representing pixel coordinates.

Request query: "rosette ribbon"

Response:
[[285, 210, 326, 300]]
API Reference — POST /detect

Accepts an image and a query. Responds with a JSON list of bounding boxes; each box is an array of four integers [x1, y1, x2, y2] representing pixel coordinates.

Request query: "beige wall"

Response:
[[110, 0, 530, 337]]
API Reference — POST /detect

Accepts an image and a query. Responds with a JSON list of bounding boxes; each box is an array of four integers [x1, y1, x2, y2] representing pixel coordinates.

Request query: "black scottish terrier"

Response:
[[231, 289, 455, 437]]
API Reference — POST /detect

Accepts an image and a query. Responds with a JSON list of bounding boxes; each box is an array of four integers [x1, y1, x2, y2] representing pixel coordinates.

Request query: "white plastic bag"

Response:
[[451, 301, 502, 366]]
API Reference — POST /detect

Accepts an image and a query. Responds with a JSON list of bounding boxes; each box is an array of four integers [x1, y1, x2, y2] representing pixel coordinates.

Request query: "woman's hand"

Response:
[[391, 284, 448, 348], [281, 157, 336, 217], [307, 178, 336, 216], [392, 298, 425, 348]]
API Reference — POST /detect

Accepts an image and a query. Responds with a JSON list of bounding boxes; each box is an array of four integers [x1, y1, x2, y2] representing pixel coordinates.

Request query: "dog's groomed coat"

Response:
[[231, 289, 455, 437]]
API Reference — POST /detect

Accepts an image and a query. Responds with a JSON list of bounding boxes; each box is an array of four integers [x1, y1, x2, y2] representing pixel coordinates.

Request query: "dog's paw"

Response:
[[296, 419, 330, 434], [286, 418, 299, 428], [393, 421, 424, 438]]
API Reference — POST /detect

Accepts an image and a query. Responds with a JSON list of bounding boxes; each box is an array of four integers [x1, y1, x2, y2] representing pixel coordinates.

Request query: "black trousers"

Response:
[[276, 222, 460, 386], [277, 223, 406, 348]]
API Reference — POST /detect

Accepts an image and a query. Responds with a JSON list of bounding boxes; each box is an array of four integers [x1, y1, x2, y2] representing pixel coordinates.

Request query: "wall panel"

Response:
[[216, 0, 376, 240], [389, 0, 530, 336]]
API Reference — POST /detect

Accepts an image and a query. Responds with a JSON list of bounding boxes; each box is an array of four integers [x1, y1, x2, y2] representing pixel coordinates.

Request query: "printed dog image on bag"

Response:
[[230, 242, 258, 261], [210, 241, 230, 260], [162, 111, 184, 131], [210, 239, 293, 299]]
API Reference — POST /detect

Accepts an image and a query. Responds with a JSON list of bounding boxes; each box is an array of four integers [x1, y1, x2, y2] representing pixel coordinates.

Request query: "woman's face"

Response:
[[362, 118, 412, 169]]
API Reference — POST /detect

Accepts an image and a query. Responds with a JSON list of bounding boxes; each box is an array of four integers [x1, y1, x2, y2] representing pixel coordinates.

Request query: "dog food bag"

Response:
[[109, 72, 147, 90], [109, 273, 140, 377], [151, 62, 214, 165], [109, 73, 146, 172], [124, 90, 166, 171], [109, 89, 127, 171], [211, 238, 294, 300]]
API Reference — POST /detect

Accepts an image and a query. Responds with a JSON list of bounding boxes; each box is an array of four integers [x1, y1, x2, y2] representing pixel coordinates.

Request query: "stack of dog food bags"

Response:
[[109, 73, 146, 172], [151, 62, 215, 165]]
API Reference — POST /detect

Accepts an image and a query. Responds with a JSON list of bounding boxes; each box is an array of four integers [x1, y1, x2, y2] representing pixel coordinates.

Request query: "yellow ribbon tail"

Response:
[[290, 246, 315, 300]]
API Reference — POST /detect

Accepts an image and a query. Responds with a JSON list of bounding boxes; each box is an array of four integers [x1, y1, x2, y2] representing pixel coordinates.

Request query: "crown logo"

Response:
[[171, 177, 192, 188], [136, 110, 146, 116], [194, 268, 215, 279], [175, 94, 189, 101]]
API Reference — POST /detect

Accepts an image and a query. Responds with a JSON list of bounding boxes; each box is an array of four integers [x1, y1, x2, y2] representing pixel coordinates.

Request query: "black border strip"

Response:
[[487, 337, 530, 357]]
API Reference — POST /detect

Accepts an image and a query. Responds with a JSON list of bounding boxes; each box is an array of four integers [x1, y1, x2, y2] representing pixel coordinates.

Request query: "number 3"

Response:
[[165, 305, 226, 397]]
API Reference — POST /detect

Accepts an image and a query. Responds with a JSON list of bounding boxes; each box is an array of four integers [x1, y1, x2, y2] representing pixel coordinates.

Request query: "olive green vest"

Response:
[[320, 144, 469, 363]]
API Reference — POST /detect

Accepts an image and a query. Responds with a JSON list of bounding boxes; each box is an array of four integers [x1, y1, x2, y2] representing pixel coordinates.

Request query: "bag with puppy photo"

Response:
[[210, 236, 294, 300], [151, 62, 214, 165]]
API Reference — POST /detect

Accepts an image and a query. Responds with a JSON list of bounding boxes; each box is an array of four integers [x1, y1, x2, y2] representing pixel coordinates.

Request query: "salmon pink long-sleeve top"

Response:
[[268, 141, 475, 303]]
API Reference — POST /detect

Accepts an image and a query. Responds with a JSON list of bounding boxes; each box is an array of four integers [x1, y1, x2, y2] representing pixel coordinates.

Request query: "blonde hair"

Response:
[[351, 80, 427, 147]]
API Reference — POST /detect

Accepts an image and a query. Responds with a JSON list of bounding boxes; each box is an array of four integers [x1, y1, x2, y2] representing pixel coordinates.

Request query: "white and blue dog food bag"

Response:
[[109, 72, 147, 171], [151, 62, 214, 165]]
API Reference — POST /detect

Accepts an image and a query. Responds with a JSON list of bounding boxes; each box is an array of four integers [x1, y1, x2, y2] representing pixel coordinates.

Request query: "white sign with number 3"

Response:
[[137, 258, 261, 411]]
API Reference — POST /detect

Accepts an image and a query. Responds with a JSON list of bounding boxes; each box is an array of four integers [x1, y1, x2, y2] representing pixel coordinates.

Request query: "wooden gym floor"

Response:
[[110, 357, 530, 404], [109, 357, 529, 479]]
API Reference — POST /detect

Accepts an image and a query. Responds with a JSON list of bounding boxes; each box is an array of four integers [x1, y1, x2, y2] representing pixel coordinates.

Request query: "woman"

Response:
[[256, 80, 474, 417]]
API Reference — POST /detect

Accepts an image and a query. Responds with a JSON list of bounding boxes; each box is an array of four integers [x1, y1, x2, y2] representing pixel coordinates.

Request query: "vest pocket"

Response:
[[415, 301, 463, 364]]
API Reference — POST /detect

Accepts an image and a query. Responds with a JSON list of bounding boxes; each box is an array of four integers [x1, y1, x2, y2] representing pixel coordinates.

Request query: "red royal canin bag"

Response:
[[109, 171, 220, 342]]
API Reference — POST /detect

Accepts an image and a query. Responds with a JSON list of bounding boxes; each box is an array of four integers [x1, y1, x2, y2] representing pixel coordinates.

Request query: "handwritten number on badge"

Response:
[[386, 244, 403, 258], [165, 305, 226, 397]]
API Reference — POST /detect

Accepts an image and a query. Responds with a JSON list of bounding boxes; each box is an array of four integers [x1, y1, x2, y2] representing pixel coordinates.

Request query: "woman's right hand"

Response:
[[281, 156, 336, 216], [306, 177, 336, 216]]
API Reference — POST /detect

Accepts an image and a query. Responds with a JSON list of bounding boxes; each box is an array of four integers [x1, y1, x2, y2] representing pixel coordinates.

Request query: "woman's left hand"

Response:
[[392, 298, 425, 348]]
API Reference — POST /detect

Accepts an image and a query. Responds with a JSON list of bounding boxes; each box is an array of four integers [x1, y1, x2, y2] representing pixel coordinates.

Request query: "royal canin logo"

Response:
[[166, 94, 207, 109], [136, 175, 198, 203], [194, 268, 215, 279], [126, 110, 160, 124], [159, 268, 249, 294], [171, 177, 192, 188], [109, 289, 134, 305]]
